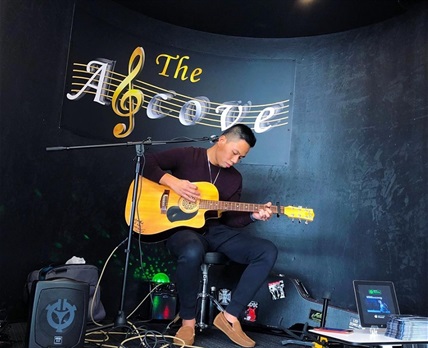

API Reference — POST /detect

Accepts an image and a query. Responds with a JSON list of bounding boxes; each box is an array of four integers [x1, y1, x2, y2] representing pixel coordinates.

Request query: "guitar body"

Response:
[[125, 176, 220, 237]]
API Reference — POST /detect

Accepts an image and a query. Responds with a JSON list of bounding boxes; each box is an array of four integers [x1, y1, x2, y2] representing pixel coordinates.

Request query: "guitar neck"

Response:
[[199, 200, 280, 214], [198, 199, 315, 222]]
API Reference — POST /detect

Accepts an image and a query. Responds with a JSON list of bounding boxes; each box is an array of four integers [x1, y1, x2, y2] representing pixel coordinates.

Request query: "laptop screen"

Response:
[[353, 280, 400, 328]]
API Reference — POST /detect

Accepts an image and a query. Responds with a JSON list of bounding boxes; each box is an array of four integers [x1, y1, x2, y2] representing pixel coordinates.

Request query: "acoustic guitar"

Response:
[[125, 176, 314, 240]]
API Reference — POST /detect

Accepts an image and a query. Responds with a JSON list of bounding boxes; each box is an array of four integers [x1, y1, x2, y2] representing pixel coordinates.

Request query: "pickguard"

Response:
[[167, 206, 198, 222]]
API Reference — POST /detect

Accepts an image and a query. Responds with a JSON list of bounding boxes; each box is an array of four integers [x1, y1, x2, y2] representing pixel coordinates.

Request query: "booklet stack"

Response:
[[385, 315, 428, 340]]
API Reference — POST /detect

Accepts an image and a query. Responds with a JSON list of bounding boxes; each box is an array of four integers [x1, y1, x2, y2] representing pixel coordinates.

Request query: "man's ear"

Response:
[[217, 134, 227, 144]]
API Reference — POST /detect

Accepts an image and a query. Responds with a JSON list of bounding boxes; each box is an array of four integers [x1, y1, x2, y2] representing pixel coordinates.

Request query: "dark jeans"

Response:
[[166, 224, 278, 320]]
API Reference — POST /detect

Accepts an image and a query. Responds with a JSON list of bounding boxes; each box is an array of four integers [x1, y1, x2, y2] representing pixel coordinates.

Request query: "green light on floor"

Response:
[[152, 272, 170, 283]]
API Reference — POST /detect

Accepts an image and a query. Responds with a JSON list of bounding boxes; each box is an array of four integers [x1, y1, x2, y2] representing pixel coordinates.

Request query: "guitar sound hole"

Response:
[[179, 198, 199, 213]]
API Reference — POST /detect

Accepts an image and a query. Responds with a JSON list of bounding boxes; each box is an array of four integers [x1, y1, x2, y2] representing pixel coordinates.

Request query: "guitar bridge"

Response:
[[160, 190, 170, 214]]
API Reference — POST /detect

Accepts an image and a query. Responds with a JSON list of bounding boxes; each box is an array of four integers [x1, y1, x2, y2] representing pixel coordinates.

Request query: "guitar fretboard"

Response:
[[199, 200, 280, 214]]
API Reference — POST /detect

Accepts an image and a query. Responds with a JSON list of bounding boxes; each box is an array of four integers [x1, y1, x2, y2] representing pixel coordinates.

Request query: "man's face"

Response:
[[216, 136, 250, 168]]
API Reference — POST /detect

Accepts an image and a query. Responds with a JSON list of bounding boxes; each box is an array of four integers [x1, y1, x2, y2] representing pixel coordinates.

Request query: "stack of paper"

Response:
[[385, 315, 428, 340]]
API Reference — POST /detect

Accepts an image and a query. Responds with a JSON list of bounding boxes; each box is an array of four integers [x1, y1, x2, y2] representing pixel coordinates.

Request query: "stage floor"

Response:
[[1, 320, 309, 347]]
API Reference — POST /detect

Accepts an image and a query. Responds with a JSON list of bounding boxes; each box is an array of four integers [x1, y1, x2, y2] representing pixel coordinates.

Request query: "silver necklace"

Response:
[[207, 158, 221, 185]]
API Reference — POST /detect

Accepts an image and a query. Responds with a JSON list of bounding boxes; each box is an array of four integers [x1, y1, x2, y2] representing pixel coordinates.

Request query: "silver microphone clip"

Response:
[[209, 135, 219, 143]]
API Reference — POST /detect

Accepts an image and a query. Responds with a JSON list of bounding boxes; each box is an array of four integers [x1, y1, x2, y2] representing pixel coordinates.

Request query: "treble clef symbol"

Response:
[[111, 47, 145, 138]]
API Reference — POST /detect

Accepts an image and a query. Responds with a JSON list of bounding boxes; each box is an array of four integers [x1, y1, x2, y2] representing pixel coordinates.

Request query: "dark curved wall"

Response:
[[0, 0, 426, 321]]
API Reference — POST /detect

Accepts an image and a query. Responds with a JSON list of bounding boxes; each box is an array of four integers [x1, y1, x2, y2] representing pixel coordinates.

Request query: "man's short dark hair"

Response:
[[222, 124, 257, 148]]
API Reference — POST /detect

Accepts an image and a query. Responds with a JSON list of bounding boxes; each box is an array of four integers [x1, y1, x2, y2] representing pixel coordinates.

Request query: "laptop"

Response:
[[353, 280, 400, 328]]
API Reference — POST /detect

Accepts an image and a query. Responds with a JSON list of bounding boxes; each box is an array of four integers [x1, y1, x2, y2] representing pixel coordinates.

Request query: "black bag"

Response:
[[26, 264, 106, 321]]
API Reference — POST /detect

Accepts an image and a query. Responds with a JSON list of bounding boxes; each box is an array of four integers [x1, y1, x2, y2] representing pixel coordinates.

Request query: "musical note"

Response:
[[111, 47, 145, 138]]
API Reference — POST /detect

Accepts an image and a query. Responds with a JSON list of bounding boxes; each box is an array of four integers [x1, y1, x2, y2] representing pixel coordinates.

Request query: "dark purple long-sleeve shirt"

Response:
[[143, 146, 253, 228]]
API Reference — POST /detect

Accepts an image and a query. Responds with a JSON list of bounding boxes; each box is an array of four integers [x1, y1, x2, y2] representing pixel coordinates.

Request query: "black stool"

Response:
[[196, 252, 229, 330]]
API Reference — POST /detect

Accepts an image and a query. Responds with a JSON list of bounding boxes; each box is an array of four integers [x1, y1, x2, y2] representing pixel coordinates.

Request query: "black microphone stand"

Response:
[[46, 135, 214, 328], [114, 142, 144, 327]]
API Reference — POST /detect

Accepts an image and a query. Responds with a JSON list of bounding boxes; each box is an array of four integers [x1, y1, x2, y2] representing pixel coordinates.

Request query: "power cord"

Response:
[[85, 239, 182, 347]]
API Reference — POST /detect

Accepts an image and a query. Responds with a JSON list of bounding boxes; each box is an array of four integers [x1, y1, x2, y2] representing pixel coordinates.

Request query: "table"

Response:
[[309, 328, 428, 347]]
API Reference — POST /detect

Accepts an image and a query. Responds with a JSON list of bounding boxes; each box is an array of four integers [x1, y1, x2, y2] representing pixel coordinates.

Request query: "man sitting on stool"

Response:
[[143, 124, 278, 347]]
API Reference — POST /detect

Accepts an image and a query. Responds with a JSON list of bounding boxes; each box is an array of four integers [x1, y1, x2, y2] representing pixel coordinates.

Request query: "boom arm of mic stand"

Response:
[[114, 143, 144, 327]]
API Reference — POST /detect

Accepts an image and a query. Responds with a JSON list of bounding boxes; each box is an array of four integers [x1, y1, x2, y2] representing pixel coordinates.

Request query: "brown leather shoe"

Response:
[[213, 312, 256, 347], [173, 325, 195, 346]]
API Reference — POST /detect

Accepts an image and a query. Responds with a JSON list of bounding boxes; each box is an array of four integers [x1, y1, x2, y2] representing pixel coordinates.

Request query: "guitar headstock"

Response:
[[283, 206, 315, 223]]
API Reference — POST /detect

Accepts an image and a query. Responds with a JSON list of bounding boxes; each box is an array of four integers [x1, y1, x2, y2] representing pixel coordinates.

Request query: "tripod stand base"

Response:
[[114, 310, 127, 327]]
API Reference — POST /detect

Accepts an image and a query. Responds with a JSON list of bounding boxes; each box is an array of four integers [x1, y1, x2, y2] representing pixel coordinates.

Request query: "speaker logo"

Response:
[[45, 299, 77, 333]]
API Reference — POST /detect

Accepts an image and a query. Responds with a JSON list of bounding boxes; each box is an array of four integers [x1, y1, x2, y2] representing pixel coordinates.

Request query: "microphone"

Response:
[[209, 135, 219, 143]]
